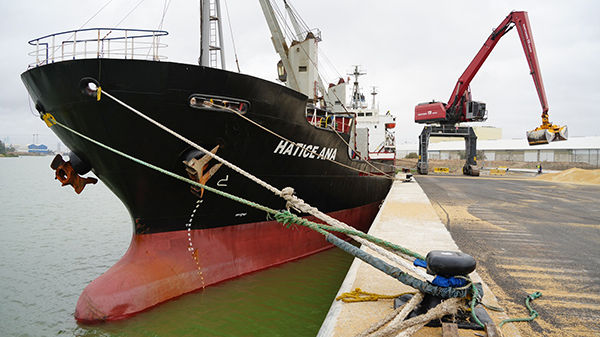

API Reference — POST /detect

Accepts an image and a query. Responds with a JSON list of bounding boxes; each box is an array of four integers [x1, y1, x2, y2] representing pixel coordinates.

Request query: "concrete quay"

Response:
[[318, 179, 521, 337]]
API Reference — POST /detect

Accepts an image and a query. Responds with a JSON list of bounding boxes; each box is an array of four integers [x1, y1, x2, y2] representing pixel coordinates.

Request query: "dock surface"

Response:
[[318, 178, 521, 337], [417, 174, 600, 337]]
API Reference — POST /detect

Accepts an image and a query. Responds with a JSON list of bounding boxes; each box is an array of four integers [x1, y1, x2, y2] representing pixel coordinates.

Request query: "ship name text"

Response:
[[273, 140, 337, 160]]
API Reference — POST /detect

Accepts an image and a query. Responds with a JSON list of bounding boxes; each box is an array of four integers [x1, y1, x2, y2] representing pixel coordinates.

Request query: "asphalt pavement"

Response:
[[416, 174, 600, 337]]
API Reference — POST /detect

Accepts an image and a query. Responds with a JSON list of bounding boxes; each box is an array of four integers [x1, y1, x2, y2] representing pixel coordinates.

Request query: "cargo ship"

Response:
[[21, 0, 395, 322]]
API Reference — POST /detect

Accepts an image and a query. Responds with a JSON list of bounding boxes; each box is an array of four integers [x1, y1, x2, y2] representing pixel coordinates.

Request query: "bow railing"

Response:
[[27, 28, 169, 67]]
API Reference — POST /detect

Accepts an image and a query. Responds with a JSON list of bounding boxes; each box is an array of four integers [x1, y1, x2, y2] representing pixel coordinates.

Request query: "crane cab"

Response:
[[466, 101, 487, 121]]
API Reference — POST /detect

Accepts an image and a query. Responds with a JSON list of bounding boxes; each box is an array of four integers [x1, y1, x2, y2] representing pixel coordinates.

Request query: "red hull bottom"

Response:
[[74, 202, 381, 322]]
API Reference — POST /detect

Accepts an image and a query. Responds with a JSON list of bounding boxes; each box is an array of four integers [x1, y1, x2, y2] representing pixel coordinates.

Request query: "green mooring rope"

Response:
[[275, 211, 425, 261], [49, 117, 275, 214], [498, 291, 542, 328], [51, 112, 425, 261], [46, 115, 474, 298], [470, 283, 485, 328]]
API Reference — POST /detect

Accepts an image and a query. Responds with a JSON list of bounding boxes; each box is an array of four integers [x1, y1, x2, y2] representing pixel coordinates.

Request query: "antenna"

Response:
[[371, 86, 378, 109], [348, 65, 366, 109]]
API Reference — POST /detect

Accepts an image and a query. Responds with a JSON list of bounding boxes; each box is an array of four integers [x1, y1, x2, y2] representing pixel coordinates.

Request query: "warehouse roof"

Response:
[[396, 136, 600, 152]]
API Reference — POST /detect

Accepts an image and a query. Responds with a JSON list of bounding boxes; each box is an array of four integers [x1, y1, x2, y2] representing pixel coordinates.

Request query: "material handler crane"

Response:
[[414, 11, 567, 176]]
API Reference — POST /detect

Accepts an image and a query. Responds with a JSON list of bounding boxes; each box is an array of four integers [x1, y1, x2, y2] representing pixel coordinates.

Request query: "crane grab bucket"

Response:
[[526, 124, 568, 145]]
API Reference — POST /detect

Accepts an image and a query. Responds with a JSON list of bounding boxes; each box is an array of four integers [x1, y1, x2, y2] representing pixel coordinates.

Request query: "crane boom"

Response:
[[414, 11, 566, 146], [513, 12, 548, 114], [258, 0, 300, 91], [445, 12, 548, 113]]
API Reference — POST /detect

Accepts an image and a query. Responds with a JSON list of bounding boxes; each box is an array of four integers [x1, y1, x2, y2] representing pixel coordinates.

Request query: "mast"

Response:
[[349, 65, 366, 109], [199, 0, 226, 69], [370, 86, 378, 110]]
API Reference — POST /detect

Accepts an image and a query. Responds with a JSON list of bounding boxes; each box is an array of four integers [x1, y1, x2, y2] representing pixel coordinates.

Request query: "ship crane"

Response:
[[414, 11, 567, 176]]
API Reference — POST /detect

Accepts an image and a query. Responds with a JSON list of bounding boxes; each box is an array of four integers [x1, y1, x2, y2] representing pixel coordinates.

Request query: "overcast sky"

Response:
[[1, 0, 599, 150]]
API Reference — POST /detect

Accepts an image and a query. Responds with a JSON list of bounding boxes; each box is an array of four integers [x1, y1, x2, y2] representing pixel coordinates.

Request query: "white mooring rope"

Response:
[[100, 88, 428, 281]]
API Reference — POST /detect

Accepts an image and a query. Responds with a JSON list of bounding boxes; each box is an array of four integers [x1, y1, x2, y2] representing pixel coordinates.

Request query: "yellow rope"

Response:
[[336, 288, 415, 303]]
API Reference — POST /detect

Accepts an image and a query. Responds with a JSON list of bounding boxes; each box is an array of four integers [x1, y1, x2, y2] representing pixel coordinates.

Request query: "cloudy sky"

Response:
[[1, 0, 599, 150]]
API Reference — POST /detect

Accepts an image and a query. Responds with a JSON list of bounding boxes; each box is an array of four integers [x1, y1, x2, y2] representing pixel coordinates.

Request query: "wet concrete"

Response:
[[416, 174, 600, 336]]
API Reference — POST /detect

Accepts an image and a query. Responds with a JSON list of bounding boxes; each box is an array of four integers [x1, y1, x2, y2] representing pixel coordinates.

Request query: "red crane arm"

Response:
[[446, 11, 549, 114], [513, 12, 549, 114]]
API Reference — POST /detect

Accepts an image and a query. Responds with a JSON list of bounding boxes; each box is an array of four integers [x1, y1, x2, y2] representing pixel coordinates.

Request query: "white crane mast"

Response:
[[200, 0, 226, 69]]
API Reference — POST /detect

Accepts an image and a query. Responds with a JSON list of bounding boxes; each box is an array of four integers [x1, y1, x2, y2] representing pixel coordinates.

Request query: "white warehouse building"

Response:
[[397, 136, 600, 167]]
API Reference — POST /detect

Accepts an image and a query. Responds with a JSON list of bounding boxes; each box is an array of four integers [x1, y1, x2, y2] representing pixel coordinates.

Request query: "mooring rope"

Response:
[[280, 187, 431, 280], [100, 90, 282, 197], [382, 297, 463, 337], [358, 293, 465, 337], [42, 86, 491, 333], [324, 234, 471, 299], [42, 112, 472, 300], [357, 292, 425, 337], [98, 88, 430, 280], [335, 288, 415, 303], [196, 93, 396, 180]]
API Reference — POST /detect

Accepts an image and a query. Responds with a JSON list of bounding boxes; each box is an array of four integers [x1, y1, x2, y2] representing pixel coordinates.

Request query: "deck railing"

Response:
[[27, 28, 169, 67], [306, 106, 355, 134]]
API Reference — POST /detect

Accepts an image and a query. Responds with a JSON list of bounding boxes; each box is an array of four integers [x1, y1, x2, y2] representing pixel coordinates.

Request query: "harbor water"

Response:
[[0, 156, 354, 336]]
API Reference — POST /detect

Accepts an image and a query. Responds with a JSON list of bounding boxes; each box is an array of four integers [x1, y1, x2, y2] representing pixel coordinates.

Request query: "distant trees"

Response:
[[0, 140, 15, 155], [405, 152, 419, 159], [458, 150, 486, 160]]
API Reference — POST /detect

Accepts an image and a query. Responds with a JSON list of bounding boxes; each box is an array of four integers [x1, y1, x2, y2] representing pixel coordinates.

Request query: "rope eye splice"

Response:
[[331, 244, 493, 334], [272, 195, 489, 332], [394, 251, 495, 331]]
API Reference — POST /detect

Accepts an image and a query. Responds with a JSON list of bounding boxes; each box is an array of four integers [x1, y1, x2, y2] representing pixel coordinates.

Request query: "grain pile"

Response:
[[534, 168, 600, 185]]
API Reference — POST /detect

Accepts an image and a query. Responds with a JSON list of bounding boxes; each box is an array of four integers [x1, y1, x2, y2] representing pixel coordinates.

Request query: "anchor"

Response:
[[183, 145, 222, 198], [50, 154, 98, 194]]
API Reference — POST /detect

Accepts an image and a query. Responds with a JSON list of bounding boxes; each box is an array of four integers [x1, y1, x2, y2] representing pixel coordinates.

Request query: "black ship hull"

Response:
[[21, 58, 394, 321]]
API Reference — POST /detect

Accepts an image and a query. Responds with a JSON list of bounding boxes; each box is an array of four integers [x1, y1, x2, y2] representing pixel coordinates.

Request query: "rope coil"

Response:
[[336, 288, 415, 303]]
